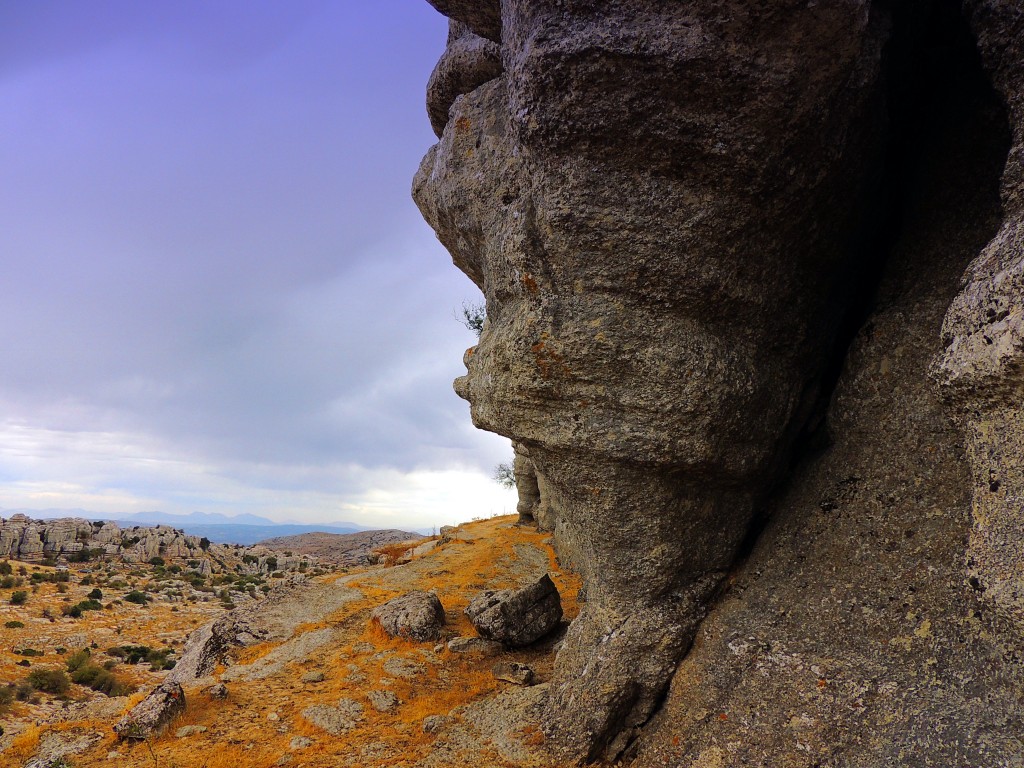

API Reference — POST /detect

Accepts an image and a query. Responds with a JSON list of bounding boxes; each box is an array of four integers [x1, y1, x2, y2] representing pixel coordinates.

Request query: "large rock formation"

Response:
[[414, 0, 1024, 765]]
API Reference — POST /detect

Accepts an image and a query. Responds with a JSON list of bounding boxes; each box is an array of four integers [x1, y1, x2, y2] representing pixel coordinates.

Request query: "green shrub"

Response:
[[26, 668, 70, 695], [148, 556, 165, 567], [124, 590, 149, 604], [16, 659, 30, 667], [0, 685, 14, 715], [0, 575, 15, 589], [0, 561, 11, 576], [69, 662, 133, 696], [87, 588, 103, 600], [10, 590, 28, 605], [66, 649, 91, 672], [4, 620, 24, 628], [16, 648, 43, 657]]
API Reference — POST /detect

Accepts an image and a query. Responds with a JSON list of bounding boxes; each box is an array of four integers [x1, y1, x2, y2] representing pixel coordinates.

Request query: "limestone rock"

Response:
[[414, 0, 1024, 763], [301, 698, 363, 736], [368, 690, 400, 713], [371, 590, 446, 642], [114, 681, 185, 741], [446, 636, 504, 657], [491, 661, 535, 686], [465, 574, 562, 647]]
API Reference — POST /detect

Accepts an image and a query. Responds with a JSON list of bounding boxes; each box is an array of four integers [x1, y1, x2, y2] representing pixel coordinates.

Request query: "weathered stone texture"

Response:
[[465, 573, 562, 647], [414, 0, 1024, 764], [372, 590, 447, 642]]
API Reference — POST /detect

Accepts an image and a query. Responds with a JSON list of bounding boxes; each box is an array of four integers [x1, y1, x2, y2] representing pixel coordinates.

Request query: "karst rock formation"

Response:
[[414, 0, 1024, 764]]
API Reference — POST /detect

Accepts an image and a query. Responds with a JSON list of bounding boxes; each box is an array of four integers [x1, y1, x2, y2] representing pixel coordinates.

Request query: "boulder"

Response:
[[371, 590, 446, 642], [446, 636, 504, 657], [464, 574, 562, 647], [491, 661, 535, 686], [114, 681, 185, 741]]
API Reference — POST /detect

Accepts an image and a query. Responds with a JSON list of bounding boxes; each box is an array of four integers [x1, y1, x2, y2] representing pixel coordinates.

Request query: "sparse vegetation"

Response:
[[493, 461, 516, 489], [10, 590, 28, 605], [459, 300, 486, 337], [124, 590, 150, 604]]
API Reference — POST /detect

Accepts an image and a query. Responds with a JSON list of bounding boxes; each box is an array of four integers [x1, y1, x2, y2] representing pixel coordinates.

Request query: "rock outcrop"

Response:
[[114, 681, 186, 741], [372, 590, 447, 642], [414, 0, 1024, 764], [465, 574, 562, 647], [0, 514, 318, 578]]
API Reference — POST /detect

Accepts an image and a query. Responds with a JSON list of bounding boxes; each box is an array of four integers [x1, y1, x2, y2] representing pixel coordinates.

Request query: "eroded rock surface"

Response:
[[465, 573, 562, 647], [414, 0, 1024, 764], [415, 0, 891, 759], [372, 590, 447, 642], [114, 681, 186, 741]]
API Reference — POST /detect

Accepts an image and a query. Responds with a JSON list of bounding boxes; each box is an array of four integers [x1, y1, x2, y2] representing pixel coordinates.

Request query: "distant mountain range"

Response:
[[0, 508, 389, 547]]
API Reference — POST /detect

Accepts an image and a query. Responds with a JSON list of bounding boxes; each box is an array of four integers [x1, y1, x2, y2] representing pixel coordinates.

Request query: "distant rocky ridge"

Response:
[[256, 529, 421, 566], [0, 513, 314, 576]]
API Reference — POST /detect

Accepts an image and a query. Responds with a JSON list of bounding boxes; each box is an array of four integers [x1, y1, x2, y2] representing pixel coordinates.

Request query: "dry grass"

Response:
[[1, 516, 583, 768]]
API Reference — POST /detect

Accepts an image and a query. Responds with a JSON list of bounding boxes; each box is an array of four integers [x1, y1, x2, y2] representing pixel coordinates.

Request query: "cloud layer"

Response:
[[0, 1, 516, 528]]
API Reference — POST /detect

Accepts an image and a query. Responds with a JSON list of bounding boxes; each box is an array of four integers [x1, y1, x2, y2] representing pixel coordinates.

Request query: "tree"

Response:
[[199, 537, 211, 551], [459, 301, 486, 338], [493, 462, 515, 489]]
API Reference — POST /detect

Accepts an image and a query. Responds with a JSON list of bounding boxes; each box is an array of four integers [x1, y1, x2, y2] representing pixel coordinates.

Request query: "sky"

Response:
[[0, 0, 517, 529]]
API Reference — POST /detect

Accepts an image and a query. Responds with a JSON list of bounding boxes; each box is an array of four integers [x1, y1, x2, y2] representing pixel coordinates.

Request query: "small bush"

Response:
[[4, 620, 24, 628], [69, 662, 133, 696], [0, 684, 14, 714], [148, 556, 165, 567], [66, 649, 91, 672], [10, 590, 28, 605], [0, 575, 15, 589], [87, 588, 103, 600], [0, 561, 11, 576], [26, 668, 71, 695], [124, 590, 149, 605]]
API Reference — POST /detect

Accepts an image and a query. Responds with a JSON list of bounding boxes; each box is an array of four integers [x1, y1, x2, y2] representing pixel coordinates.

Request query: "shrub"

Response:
[[16, 648, 43, 657], [148, 556, 165, 567], [26, 668, 71, 695], [69, 663, 133, 696], [79, 576, 93, 586], [16, 659, 30, 667], [0, 575, 15, 588], [66, 649, 91, 672], [4, 620, 24, 628], [87, 588, 103, 600], [124, 590, 149, 605], [0, 685, 14, 715], [199, 537, 211, 551], [0, 561, 11, 576], [10, 590, 28, 605]]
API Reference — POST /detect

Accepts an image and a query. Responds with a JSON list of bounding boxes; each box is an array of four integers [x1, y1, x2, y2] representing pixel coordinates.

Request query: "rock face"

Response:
[[465, 574, 562, 647], [114, 681, 186, 741], [372, 590, 447, 642], [414, 0, 1024, 764]]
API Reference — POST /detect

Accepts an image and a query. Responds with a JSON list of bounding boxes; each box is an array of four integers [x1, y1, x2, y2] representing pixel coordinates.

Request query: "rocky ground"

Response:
[[255, 530, 421, 566], [0, 516, 581, 768]]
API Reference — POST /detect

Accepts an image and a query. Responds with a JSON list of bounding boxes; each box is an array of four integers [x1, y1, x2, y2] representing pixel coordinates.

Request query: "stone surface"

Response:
[[414, 0, 1024, 764], [114, 681, 186, 741], [446, 636, 504, 657], [465, 574, 562, 647], [372, 590, 446, 642], [301, 698, 363, 736], [492, 661, 535, 686], [368, 689, 400, 713], [300, 670, 325, 684]]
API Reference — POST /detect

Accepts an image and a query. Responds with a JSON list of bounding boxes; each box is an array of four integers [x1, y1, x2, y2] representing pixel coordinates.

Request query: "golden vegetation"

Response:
[[1, 516, 582, 768]]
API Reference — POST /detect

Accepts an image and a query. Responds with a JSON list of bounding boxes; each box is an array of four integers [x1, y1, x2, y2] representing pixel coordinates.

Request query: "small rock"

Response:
[[114, 681, 186, 741], [267, 712, 280, 721], [422, 714, 450, 734], [176, 725, 208, 738], [447, 636, 505, 657], [368, 690, 400, 712], [382, 657, 427, 679], [290, 736, 313, 749], [301, 671, 325, 684], [492, 661, 535, 686], [371, 590, 446, 642], [301, 698, 363, 736], [465, 573, 562, 647], [207, 683, 228, 699], [352, 642, 375, 654]]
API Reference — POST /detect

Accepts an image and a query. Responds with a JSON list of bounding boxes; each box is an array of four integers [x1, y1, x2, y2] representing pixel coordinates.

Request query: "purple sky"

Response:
[[0, 1, 516, 528]]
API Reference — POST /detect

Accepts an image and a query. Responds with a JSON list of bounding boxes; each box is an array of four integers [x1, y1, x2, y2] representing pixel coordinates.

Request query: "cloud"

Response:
[[0, 3, 514, 527]]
